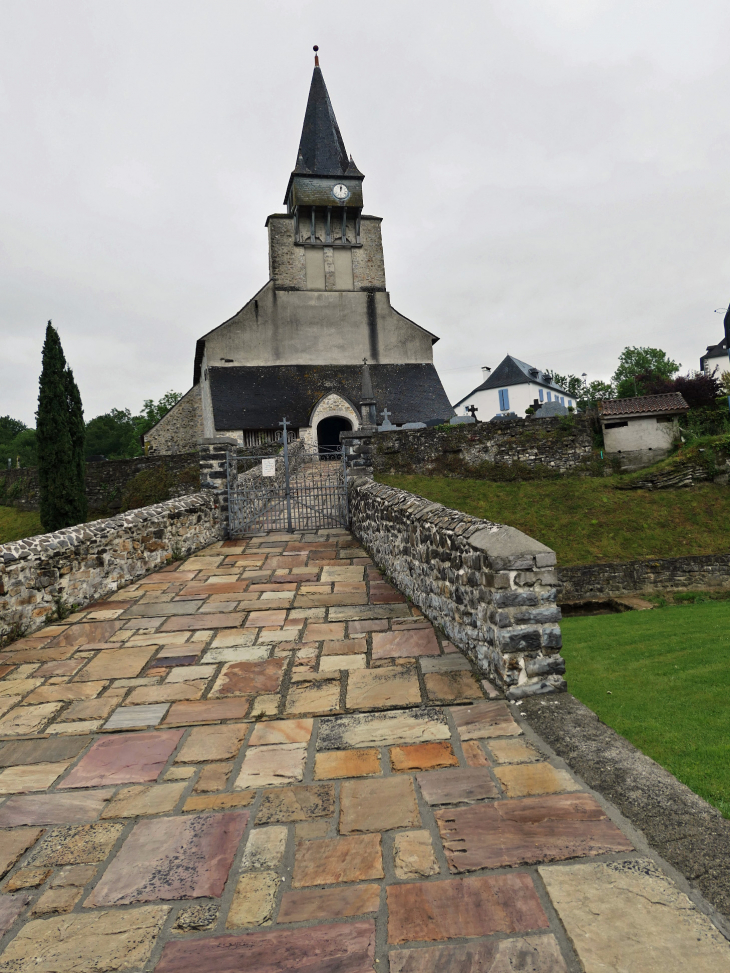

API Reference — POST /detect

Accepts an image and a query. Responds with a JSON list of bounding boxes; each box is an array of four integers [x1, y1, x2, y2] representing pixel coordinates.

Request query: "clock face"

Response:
[[332, 183, 350, 201]]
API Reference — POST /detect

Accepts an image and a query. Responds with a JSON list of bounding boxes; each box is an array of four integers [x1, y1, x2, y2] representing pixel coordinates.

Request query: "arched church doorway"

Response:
[[317, 416, 352, 454]]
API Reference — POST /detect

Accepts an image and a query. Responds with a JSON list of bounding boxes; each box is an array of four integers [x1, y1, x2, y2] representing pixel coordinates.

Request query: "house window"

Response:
[[605, 421, 629, 429], [539, 389, 544, 402], [498, 389, 510, 411], [560, 396, 564, 405], [547, 391, 552, 402]]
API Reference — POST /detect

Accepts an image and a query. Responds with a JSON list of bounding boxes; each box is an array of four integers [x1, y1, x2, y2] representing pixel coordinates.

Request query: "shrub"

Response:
[[120, 463, 198, 512]]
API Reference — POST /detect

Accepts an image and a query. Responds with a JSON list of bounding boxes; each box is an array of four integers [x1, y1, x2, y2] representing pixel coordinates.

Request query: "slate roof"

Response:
[[700, 337, 728, 371], [598, 393, 689, 418], [531, 401, 570, 418], [209, 364, 454, 431], [291, 66, 362, 178], [453, 355, 566, 408]]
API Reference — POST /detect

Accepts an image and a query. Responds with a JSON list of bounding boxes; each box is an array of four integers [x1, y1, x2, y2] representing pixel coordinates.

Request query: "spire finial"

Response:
[[313, 45, 319, 67]]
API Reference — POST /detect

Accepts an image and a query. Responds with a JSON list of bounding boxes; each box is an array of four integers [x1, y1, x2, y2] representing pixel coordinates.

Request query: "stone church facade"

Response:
[[145, 54, 453, 455]]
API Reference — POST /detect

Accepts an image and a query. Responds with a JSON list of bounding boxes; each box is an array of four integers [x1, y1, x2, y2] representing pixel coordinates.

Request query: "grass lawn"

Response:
[[377, 475, 730, 565], [0, 506, 43, 545], [561, 601, 730, 818]]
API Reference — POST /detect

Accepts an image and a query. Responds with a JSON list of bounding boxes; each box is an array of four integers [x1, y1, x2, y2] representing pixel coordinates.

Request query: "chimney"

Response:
[[481, 366, 491, 380]]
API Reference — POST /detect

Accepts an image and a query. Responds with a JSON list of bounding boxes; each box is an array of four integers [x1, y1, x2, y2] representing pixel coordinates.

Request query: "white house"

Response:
[[453, 356, 574, 420], [700, 338, 729, 379], [599, 392, 689, 468]]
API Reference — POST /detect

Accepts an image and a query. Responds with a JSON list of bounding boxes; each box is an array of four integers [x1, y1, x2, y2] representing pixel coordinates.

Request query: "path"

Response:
[[0, 529, 727, 971]]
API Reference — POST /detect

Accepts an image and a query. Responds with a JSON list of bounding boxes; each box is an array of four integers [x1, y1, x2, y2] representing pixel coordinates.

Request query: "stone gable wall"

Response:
[[0, 493, 222, 640], [372, 415, 598, 479], [145, 385, 204, 455], [349, 477, 564, 699], [559, 554, 730, 600], [0, 454, 199, 515]]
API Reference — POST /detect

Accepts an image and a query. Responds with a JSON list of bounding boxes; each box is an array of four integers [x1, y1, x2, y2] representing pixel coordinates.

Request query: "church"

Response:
[[145, 51, 454, 455]]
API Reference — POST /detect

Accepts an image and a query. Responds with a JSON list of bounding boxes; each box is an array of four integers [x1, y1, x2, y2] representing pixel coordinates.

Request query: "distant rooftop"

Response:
[[453, 355, 566, 408], [598, 393, 689, 418]]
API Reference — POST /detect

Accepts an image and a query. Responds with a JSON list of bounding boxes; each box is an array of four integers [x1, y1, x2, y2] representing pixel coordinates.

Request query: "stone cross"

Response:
[[379, 407, 394, 431], [466, 404, 479, 422]]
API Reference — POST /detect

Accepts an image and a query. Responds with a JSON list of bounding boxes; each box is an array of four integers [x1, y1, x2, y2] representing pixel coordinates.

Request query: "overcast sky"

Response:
[[2, 0, 730, 426]]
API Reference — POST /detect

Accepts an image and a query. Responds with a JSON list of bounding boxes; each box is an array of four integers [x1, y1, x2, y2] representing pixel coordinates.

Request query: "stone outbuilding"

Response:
[[598, 392, 689, 469], [145, 53, 453, 456]]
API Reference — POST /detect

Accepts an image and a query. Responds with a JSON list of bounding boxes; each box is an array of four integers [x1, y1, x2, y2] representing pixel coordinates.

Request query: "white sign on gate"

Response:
[[261, 458, 276, 477]]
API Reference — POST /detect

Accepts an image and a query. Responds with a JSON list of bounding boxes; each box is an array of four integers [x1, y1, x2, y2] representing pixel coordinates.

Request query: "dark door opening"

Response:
[[317, 416, 352, 454]]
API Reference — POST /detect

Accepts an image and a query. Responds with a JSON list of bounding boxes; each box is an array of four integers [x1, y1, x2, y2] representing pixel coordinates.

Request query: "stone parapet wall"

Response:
[[372, 415, 598, 479], [0, 493, 222, 640], [349, 478, 565, 699], [0, 454, 199, 515], [559, 553, 730, 600]]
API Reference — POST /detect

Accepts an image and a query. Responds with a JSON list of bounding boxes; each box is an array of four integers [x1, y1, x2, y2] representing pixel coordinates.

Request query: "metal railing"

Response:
[[227, 419, 349, 535]]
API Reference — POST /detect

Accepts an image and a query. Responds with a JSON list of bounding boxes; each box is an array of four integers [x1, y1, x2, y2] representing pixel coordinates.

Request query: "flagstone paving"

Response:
[[0, 528, 728, 970]]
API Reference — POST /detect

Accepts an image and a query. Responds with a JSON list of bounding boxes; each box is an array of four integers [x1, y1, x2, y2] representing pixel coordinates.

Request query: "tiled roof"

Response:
[[599, 393, 689, 417]]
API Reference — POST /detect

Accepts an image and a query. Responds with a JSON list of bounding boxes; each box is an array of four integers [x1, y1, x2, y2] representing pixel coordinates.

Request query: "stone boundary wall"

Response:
[[144, 385, 204, 456], [349, 478, 565, 699], [0, 493, 222, 640], [559, 553, 730, 599], [0, 454, 199, 514], [372, 415, 599, 479]]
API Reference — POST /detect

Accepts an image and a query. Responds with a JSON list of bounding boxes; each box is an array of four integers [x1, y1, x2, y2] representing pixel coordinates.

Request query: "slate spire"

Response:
[[294, 53, 351, 177]]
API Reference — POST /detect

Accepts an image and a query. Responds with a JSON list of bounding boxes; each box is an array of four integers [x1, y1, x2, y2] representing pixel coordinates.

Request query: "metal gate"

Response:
[[227, 420, 349, 535]]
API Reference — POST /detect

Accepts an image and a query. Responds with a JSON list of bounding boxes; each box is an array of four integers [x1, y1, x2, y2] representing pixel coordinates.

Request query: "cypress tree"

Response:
[[65, 364, 87, 524], [36, 322, 87, 531]]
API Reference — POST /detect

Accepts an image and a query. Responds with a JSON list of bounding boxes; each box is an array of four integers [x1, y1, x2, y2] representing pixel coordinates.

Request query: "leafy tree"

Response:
[[1, 390, 183, 471], [84, 392, 182, 460], [549, 374, 585, 399], [0, 428, 37, 469], [548, 374, 615, 409], [36, 322, 87, 531], [0, 417, 36, 469], [141, 391, 182, 427], [612, 347, 680, 398], [638, 370, 723, 410], [85, 408, 139, 459], [0, 417, 26, 445]]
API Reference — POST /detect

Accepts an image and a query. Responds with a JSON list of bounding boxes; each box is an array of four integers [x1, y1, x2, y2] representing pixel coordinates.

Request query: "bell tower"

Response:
[[284, 46, 364, 244], [267, 48, 384, 293]]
